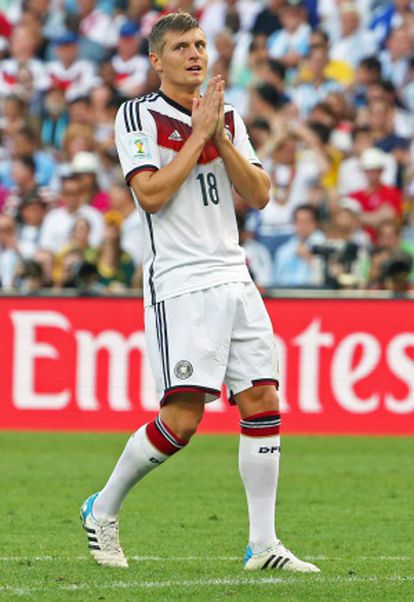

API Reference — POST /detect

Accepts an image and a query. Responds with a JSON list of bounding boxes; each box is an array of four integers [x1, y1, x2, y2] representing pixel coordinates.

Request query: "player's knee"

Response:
[[164, 413, 201, 441], [161, 394, 204, 441], [237, 385, 279, 417]]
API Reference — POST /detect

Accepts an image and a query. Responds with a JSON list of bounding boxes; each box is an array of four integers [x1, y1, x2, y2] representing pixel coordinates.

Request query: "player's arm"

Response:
[[130, 134, 205, 213], [213, 83, 271, 210], [130, 78, 221, 213]]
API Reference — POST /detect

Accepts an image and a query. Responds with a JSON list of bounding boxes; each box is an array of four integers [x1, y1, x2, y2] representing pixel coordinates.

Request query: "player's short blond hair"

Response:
[[149, 12, 200, 55]]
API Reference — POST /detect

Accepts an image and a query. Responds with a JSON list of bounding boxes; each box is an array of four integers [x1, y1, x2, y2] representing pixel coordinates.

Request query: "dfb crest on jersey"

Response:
[[174, 360, 193, 380]]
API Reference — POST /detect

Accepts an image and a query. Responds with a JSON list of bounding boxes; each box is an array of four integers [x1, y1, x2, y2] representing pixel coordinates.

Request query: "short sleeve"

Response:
[[115, 99, 161, 184], [231, 108, 263, 168]]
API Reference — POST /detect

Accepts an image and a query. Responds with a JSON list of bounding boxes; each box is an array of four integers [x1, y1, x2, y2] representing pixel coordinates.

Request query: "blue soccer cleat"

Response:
[[80, 493, 128, 568]]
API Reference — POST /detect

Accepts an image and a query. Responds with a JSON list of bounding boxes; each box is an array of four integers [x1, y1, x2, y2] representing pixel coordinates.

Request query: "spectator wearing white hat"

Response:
[[350, 147, 403, 241], [71, 150, 110, 212], [337, 126, 398, 196]]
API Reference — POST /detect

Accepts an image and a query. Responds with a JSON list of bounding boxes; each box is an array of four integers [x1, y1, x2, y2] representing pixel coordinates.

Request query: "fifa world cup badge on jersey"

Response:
[[129, 135, 151, 162]]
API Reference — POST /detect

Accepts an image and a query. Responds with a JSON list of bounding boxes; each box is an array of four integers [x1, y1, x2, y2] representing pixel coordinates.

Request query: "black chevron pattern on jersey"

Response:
[[122, 93, 159, 132]]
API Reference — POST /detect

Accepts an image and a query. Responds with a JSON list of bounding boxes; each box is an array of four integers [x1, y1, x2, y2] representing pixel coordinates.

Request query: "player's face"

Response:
[[151, 28, 208, 90]]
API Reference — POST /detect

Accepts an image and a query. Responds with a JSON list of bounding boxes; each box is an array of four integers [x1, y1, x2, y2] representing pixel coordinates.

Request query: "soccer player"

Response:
[[81, 12, 319, 573]]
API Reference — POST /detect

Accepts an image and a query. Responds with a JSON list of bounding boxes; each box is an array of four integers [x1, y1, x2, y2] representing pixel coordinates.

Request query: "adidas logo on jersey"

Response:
[[168, 129, 183, 141]]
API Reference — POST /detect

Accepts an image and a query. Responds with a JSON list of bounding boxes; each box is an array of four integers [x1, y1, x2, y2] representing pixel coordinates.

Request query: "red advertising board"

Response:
[[0, 296, 413, 435]]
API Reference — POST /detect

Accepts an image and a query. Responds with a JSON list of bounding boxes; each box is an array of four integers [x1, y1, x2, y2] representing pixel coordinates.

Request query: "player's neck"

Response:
[[160, 82, 201, 112]]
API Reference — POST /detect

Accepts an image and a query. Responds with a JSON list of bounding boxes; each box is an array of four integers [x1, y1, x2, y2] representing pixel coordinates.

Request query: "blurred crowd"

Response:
[[1, 0, 414, 294]]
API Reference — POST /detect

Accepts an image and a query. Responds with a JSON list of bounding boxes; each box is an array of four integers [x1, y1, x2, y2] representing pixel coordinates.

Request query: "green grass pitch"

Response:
[[0, 432, 413, 601]]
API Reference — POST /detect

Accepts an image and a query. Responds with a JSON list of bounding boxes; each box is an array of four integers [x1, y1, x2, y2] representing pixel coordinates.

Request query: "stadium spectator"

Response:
[[0, 213, 20, 288], [273, 204, 325, 286], [379, 26, 411, 91], [322, 196, 370, 288], [7, 126, 58, 189], [1, 155, 50, 217], [350, 147, 403, 241], [317, 0, 372, 42], [250, 0, 284, 37], [61, 122, 95, 164], [71, 150, 110, 212], [238, 214, 274, 290], [111, 20, 149, 98], [200, 0, 260, 45], [46, 30, 96, 101], [351, 56, 382, 109], [297, 28, 355, 87], [77, 0, 123, 62], [16, 190, 47, 259], [40, 86, 69, 150], [380, 250, 413, 293], [267, 0, 311, 72], [108, 182, 143, 267], [248, 82, 291, 129], [96, 220, 135, 290], [337, 126, 398, 196], [370, 0, 413, 48], [0, 94, 31, 137], [329, 3, 378, 69], [292, 45, 342, 117], [38, 173, 104, 253], [53, 215, 97, 284], [0, 23, 49, 98], [67, 95, 93, 126], [90, 85, 117, 153], [247, 117, 272, 160], [364, 96, 412, 171], [13, 257, 45, 293], [375, 219, 414, 281]]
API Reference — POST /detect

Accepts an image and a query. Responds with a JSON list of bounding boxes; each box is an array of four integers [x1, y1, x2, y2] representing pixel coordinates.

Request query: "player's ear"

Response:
[[149, 52, 162, 74]]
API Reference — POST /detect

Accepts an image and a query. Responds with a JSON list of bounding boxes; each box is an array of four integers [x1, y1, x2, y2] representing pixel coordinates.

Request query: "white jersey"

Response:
[[46, 59, 96, 101], [115, 91, 261, 307]]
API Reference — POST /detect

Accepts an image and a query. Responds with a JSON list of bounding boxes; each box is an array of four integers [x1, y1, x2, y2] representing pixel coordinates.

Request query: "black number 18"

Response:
[[196, 172, 220, 206]]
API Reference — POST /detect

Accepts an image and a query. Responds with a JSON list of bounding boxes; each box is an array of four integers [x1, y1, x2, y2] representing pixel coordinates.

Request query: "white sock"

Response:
[[239, 413, 281, 554], [93, 418, 186, 521]]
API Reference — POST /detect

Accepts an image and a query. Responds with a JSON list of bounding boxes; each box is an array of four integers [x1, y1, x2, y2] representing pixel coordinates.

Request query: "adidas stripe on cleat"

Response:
[[244, 541, 320, 572], [80, 493, 128, 568]]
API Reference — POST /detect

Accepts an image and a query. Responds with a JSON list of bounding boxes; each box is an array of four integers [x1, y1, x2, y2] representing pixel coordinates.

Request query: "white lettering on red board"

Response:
[[293, 319, 334, 413], [9, 311, 414, 414], [11, 311, 71, 410]]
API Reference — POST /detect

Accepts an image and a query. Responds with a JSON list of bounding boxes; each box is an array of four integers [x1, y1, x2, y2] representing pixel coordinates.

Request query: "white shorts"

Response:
[[145, 282, 279, 405]]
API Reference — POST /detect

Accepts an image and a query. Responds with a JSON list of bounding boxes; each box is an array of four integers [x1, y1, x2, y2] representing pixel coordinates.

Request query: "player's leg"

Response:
[[93, 392, 205, 520], [81, 393, 205, 567], [237, 384, 318, 572], [236, 384, 281, 556], [226, 282, 319, 572]]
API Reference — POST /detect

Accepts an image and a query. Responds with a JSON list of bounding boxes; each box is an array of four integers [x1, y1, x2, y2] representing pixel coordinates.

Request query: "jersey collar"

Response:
[[158, 89, 192, 117]]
